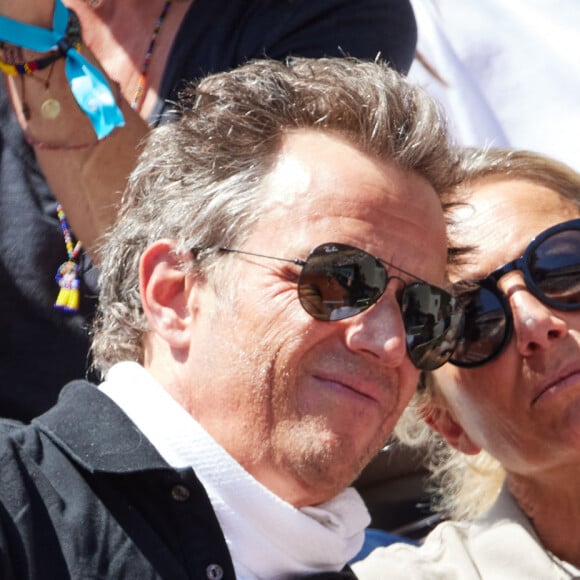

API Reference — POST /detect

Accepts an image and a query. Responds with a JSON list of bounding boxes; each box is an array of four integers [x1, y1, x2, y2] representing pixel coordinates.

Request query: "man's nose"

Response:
[[343, 287, 408, 368]]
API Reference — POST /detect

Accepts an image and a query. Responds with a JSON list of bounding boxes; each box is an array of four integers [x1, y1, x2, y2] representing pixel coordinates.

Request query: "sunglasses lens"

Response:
[[450, 286, 509, 367], [529, 227, 580, 308], [402, 283, 463, 371], [297, 244, 387, 321]]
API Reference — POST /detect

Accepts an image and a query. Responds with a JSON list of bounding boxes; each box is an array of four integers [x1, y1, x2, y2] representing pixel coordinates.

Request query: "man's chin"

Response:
[[292, 440, 377, 498]]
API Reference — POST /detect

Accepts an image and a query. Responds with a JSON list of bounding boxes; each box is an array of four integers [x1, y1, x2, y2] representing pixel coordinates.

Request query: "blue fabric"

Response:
[[0, 0, 124, 138], [351, 528, 419, 562]]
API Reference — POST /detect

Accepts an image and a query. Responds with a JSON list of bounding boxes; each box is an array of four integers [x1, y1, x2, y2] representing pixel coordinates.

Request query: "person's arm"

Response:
[[0, 0, 148, 260]]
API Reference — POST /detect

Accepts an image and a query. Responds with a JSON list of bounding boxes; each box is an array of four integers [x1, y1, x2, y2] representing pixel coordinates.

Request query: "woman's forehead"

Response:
[[448, 179, 580, 280]]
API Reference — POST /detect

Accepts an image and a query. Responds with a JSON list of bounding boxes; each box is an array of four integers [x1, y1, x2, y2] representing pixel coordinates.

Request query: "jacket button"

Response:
[[171, 484, 190, 502], [206, 563, 224, 579]]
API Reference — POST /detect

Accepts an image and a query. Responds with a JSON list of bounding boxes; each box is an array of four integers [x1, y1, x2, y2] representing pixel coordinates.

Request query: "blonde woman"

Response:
[[354, 148, 580, 579]]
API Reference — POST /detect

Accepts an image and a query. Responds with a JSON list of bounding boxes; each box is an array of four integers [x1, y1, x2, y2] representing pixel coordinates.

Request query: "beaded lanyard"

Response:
[[54, 203, 82, 312], [132, 0, 172, 111], [52, 0, 173, 312]]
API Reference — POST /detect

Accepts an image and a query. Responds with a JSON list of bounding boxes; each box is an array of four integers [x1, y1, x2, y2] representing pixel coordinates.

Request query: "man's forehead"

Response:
[[248, 140, 447, 285], [264, 153, 312, 208], [261, 130, 421, 213]]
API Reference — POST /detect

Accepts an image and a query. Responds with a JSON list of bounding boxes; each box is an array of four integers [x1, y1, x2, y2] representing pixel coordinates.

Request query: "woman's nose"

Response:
[[501, 273, 568, 357]]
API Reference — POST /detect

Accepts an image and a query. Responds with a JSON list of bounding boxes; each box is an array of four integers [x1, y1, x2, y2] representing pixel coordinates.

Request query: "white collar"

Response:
[[100, 362, 370, 579]]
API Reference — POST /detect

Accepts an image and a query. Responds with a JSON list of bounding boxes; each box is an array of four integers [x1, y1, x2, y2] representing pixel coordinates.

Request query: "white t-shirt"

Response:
[[99, 362, 370, 579]]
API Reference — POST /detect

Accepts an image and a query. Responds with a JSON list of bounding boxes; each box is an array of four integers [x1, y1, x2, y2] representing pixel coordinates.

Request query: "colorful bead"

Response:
[[54, 204, 82, 312], [0, 50, 64, 77], [131, 0, 172, 110], [54, 260, 81, 312]]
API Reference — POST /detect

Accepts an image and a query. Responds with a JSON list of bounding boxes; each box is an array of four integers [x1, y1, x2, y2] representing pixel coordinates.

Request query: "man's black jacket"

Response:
[[0, 381, 235, 579], [0, 381, 359, 579]]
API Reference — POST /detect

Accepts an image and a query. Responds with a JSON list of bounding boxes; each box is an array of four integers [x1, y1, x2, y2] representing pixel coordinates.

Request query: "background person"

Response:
[[0, 56, 463, 579], [0, 0, 418, 422], [352, 147, 580, 579], [408, 0, 580, 172]]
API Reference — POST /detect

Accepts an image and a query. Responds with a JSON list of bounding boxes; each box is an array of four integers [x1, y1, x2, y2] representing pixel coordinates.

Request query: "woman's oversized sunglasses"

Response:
[[451, 218, 580, 368], [201, 242, 464, 371]]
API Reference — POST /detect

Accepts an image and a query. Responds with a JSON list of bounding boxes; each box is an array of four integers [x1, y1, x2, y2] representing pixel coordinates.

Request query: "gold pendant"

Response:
[[40, 98, 61, 120]]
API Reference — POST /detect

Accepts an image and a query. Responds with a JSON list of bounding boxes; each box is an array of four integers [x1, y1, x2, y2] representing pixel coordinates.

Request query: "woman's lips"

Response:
[[532, 367, 580, 405]]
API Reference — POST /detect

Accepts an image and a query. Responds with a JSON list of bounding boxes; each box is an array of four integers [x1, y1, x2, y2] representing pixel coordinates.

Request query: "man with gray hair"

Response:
[[0, 57, 463, 579]]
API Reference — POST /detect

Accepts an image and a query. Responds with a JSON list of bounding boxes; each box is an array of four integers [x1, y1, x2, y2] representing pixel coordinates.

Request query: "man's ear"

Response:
[[421, 401, 481, 455], [139, 240, 193, 349]]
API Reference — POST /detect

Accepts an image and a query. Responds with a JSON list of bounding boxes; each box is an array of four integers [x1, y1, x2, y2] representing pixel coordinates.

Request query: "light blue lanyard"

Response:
[[0, 0, 124, 139]]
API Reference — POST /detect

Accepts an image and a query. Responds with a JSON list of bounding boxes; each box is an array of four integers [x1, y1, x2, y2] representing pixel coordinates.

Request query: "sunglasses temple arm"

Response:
[[219, 247, 306, 266]]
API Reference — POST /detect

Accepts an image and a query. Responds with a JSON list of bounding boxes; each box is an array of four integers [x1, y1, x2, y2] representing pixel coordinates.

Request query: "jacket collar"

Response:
[[33, 380, 170, 474]]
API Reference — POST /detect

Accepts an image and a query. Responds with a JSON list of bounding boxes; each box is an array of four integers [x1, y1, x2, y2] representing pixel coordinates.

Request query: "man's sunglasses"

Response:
[[450, 218, 580, 368], [203, 242, 464, 371]]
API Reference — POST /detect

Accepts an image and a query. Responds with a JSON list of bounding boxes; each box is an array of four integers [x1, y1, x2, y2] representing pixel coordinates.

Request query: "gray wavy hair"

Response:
[[91, 56, 462, 376], [396, 147, 580, 520]]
